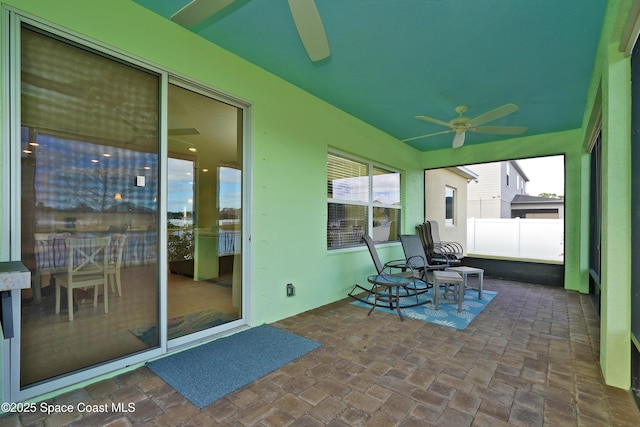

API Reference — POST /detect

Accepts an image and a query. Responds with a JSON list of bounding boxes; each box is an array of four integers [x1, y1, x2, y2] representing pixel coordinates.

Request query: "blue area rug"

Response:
[[350, 288, 497, 329], [146, 324, 321, 408]]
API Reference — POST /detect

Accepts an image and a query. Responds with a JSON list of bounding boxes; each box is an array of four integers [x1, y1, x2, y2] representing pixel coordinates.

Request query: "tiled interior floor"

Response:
[[2, 278, 640, 426], [20, 265, 239, 386]]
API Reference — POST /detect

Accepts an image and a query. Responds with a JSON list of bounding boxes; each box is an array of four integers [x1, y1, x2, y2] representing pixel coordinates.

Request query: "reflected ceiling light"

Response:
[[103, 153, 111, 157], [91, 159, 99, 163], [28, 142, 39, 147], [144, 166, 151, 170], [188, 147, 197, 152], [28, 127, 38, 145], [202, 168, 209, 172], [114, 193, 122, 200], [23, 149, 32, 154]]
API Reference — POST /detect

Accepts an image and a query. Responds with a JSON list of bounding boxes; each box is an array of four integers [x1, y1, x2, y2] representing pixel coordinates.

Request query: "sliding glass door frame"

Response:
[[164, 76, 251, 352], [1, 8, 251, 403]]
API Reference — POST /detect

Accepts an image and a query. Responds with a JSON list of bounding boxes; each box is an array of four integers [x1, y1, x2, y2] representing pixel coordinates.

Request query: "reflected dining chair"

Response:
[[55, 236, 110, 321], [106, 233, 126, 297]]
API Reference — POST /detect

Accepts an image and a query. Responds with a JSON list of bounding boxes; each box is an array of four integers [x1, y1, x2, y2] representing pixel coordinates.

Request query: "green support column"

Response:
[[600, 42, 632, 389]]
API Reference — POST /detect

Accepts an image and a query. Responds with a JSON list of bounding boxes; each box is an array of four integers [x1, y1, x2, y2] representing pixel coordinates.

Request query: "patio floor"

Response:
[[2, 278, 640, 426]]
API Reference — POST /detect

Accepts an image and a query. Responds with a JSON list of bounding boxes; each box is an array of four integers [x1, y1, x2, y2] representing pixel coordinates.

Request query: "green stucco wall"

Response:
[[582, 0, 634, 390]]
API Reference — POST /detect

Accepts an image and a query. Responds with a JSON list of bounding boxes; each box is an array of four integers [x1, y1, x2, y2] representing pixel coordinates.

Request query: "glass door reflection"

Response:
[[166, 83, 242, 341]]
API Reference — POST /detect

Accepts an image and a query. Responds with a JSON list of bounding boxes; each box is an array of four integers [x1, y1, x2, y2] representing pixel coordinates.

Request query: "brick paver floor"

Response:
[[1, 279, 639, 426]]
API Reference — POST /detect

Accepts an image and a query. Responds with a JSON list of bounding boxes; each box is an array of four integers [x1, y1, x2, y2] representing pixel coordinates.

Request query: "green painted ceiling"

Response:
[[133, 0, 607, 151]]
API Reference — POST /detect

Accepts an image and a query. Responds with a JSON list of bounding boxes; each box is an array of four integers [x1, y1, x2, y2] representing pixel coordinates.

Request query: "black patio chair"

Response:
[[416, 222, 461, 266], [427, 220, 465, 261], [399, 234, 447, 284], [348, 235, 430, 308]]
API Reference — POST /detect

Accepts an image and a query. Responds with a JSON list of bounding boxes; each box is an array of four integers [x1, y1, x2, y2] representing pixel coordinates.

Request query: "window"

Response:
[[506, 162, 511, 186], [445, 186, 455, 226], [327, 152, 400, 248]]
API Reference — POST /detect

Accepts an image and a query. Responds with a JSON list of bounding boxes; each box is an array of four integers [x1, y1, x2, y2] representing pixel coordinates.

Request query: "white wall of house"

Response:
[[466, 162, 503, 218], [466, 160, 528, 218], [424, 168, 470, 253]]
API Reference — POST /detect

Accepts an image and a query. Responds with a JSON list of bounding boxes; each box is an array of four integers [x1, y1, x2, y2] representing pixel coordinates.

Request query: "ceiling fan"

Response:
[[402, 104, 527, 149], [170, 0, 330, 62]]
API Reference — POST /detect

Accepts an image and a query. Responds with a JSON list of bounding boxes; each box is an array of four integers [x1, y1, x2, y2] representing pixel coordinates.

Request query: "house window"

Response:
[[327, 152, 400, 248], [445, 186, 455, 226], [506, 162, 511, 186]]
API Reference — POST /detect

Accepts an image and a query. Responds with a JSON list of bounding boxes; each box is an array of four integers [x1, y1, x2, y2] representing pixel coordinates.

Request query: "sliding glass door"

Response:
[[19, 24, 161, 387], [166, 83, 243, 342], [11, 19, 246, 397]]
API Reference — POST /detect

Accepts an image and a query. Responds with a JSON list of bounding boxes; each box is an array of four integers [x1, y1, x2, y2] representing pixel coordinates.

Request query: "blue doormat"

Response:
[[146, 324, 321, 408], [350, 288, 497, 329]]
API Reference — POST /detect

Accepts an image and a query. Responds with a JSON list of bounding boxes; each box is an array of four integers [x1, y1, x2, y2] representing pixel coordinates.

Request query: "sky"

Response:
[[517, 155, 565, 197]]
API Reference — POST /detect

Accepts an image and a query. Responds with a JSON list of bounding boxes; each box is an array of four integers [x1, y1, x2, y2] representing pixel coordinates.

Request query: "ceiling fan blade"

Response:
[[288, 0, 330, 61], [169, 127, 201, 136], [171, 0, 236, 26], [402, 129, 453, 142], [415, 115, 452, 128], [452, 132, 466, 149], [472, 126, 527, 135], [468, 103, 519, 127]]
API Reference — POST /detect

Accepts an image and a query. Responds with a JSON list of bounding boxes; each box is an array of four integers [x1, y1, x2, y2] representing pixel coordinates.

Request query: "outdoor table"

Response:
[[433, 270, 465, 312], [445, 266, 484, 299], [367, 274, 410, 321]]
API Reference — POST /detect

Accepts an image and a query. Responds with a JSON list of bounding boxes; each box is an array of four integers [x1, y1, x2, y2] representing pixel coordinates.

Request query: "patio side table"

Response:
[[446, 266, 484, 299], [367, 274, 409, 321], [433, 270, 464, 312]]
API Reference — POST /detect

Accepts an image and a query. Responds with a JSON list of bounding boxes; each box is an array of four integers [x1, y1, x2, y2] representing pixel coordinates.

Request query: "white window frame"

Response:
[[445, 186, 456, 227], [327, 151, 401, 249]]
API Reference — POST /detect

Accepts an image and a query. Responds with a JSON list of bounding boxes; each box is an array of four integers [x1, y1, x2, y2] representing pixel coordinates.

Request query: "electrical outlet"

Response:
[[286, 283, 295, 297]]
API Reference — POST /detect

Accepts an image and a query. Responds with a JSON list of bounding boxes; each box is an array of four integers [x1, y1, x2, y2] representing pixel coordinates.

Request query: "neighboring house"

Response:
[[511, 194, 565, 219], [424, 166, 478, 253], [466, 160, 529, 218]]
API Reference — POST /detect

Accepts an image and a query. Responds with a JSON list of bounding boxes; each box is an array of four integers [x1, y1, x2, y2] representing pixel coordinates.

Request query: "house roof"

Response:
[[448, 166, 479, 181], [511, 194, 564, 205], [133, 0, 607, 152], [509, 160, 529, 182]]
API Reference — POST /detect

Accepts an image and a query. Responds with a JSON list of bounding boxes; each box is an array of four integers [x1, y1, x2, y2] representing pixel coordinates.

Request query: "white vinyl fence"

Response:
[[467, 218, 564, 262]]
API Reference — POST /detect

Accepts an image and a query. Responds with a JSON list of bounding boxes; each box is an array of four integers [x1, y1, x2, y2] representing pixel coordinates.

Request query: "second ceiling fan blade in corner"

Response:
[[473, 125, 527, 135], [171, 0, 236, 26], [288, 0, 330, 61], [468, 103, 519, 127]]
